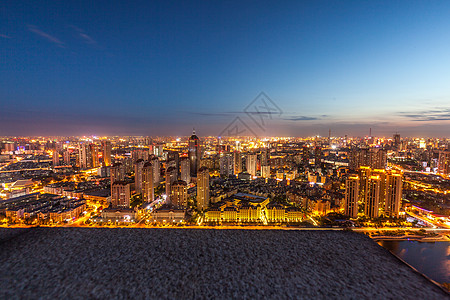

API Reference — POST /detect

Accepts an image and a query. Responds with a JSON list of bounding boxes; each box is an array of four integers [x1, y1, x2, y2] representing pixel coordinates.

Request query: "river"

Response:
[[377, 240, 450, 284]]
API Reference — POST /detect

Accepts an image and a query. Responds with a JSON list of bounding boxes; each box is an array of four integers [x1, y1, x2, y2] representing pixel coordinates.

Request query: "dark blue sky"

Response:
[[2, 1, 450, 137]]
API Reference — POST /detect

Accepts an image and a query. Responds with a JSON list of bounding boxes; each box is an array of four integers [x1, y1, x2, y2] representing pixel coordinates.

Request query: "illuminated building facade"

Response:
[[111, 181, 131, 207], [345, 176, 359, 218], [246, 154, 257, 177], [180, 157, 190, 184], [385, 174, 402, 218], [142, 161, 154, 202], [188, 130, 200, 177], [170, 180, 187, 208], [101, 140, 112, 166], [364, 175, 381, 218], [233, 151, 242, 175], [197, 166, 210, 210], [134, 159, 145, 194]]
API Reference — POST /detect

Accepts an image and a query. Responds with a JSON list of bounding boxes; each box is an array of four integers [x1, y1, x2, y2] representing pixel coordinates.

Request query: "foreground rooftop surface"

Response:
[[0, 228, 448, 299]]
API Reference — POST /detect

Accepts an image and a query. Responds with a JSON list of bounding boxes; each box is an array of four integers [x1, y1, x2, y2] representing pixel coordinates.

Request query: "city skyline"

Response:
[[2, 1, 450, 136]]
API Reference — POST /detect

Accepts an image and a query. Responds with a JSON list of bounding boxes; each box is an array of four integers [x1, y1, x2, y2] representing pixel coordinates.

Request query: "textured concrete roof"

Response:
[[0, 228, 448, 299]]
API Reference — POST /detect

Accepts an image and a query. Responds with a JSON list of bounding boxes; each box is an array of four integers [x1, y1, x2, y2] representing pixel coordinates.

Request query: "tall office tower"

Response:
[[302, 146, 310, 164], [393, 133, 401, 151], [111, 181, 131, 207], [52, 150, 59, 167], [369, 148, 387, 169], [180, 157, 190, 184], [91, 144, 100, 168], [165, 166, 178, 202], [197, 166, 210, 210], [188, 130, 200, 177], [385, 173, 402, 218], [345, 176, 360, 218], [438, 150, 450, 175], [78, 143, 92, 169], [166, 158, 176, 171], [111, 163, 125, 184], [101, 140, 112, 166], [170, 180, 187, 208], [153, 144, 164, 157], [142, 162, 154, 202], [314, 146, 322, 166], [63, 150, 71, 165], [364, 175, 381, 218], [261, 165, 271, 178], [233, 151, 242, 175], [151, 156, 160, 184], [246, 154, 257, 176], [219, 152, 234, 177], [134, 159, 145, 194]]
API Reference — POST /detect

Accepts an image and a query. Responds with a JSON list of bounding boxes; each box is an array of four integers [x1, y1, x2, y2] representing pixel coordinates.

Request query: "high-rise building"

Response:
[[260, 148, 270, 166], [345, 176, 359, 218], [219, 152, 234, 177], [369, 148, 387, 169], [314, 146, 322, 166], [78, 143, 92, 169], [188, 130, 200, 177], [151, 157, 160, 184], [261, 165, 271, 178], [197, 167, 210, 210], [393, 133, 401, 151], [170, 180, 187, 208], [165, 166, 178, 202], [63, 150, 71, 165], [233, 151, 242, 175], [101, 141, 112, 166], [132, 148, 149, 162], [246, 154, 257, 177], [52, 150, 59, 167], [111, 181, 131, 207], [180, 157, 190, 184], [438, 150, 450, 175], [110, 163, 125, 184], [134, 159, 145, 194], [91, 144, 100, 168], [364, 175, 381, 218], [302, 146, 310, 164], [142, 162, 154, 202], [385, 174, 402, 218]]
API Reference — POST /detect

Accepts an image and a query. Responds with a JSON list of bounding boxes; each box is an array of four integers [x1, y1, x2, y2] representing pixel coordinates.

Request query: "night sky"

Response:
[[2, 1, 450, 137]]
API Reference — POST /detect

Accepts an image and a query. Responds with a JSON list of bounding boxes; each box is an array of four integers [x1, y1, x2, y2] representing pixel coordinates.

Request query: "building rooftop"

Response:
[[0, 228, 447, 299]]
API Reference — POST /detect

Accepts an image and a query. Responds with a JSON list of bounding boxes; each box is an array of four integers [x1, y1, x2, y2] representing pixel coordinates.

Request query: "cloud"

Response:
[[284, 116, 319, 121], [70, 25, 98, 45], [0, 34, 11, 39], [27, 25, 64, 47], [399, 108, 450, 121]]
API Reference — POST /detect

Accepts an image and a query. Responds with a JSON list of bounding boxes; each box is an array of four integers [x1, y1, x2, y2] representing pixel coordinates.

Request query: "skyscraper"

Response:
[[197, 166, 210, 210], [63, 150, 71, 165], [219, 152, 234, 177], [180, 157, 190, 184], [171, 180, 188, 208], [78, 143, 92, 169], [110, 163, 125, 185], [135, 159, 145, 194], [438, 150, 450, 175], [165, 166, 178, 202], [364, 175, 381, 218], [101, 140, 112, 166], [111, 182, 131, 207], [385, 174, 402, 218], [233, 151, 242, 175], [246, 154, 257, 177], [142, 161, 154, 202], [393, 133, 401, 151], [52, 150, 59, 167], [91, 144, 100, 168], [188, 130, 200, 178], [151, 156, 160, 184], [345, 176, 359, 218]]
